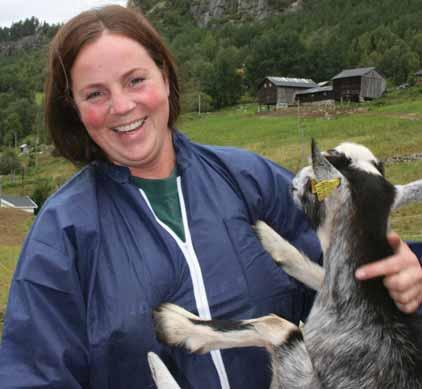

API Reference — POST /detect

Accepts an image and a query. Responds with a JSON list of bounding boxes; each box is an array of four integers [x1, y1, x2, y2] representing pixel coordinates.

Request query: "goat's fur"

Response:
[[150, 140, 422, 389]]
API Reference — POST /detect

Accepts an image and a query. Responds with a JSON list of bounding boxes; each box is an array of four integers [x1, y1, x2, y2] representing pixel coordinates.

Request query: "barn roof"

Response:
[[1, 195, 38, 209], [264, 76, 318, 89], [295, 86, 333, 96], [332, 67, 377, 80]]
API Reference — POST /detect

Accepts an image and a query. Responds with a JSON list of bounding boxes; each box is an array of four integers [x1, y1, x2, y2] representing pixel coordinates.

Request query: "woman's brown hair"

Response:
[[44, 5, 180, 164]]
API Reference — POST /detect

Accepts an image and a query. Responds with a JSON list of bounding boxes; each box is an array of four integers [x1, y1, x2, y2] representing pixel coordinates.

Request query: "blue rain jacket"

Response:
[[0, 131, 419, 389]]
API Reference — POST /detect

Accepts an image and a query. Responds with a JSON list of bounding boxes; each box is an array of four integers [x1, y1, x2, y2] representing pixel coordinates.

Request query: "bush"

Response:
[[0, 149, 22, 175], [31, 178, 54, 214], [181, 91, 213, 113]]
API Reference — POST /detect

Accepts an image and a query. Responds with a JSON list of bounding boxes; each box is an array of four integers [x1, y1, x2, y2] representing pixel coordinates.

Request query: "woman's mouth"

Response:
[[112, 117, 147, 133]]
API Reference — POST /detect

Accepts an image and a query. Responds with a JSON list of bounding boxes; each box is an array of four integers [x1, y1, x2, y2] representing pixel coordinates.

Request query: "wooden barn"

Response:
[[415, 70, 422, 85], [331, 67, 386, 102], [295, 85, 335, 106], [257, 76, 318, 108]]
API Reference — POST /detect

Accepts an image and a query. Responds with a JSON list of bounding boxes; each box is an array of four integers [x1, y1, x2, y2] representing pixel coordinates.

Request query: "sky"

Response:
[[0, 0, 127, 28]]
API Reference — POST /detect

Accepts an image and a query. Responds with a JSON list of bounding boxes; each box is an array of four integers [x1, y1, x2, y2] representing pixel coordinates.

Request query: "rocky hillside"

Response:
[[129, 0, 302, 26], [0, 32, 45, 57], [190, 0, 302, 26]]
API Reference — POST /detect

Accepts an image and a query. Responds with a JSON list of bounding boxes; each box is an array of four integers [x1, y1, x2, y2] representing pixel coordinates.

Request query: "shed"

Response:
[[257, 76, 318, 108], [415, 70, 422, 85], [0, 195, 38, 214], [331, 67, 386, 102], [295, 86, 335, 106]]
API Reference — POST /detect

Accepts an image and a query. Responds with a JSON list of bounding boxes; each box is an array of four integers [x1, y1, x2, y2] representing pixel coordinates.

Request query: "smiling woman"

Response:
[[44, 4, 180, 167], [71, 33, 174, 178]]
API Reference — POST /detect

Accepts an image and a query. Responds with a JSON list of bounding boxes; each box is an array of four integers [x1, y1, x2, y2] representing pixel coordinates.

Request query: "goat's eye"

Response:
[[326, 154, 351, 170]]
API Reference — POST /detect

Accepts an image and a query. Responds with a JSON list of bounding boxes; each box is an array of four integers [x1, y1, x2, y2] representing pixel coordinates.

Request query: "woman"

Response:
[[0, 5, 421, 389]]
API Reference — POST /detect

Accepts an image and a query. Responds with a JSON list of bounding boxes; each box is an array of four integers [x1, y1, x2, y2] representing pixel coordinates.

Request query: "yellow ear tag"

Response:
[[311, 178, 341, 201]]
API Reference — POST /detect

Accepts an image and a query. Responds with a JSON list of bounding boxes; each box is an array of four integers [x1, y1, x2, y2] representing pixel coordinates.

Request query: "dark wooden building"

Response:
[[416, 70, 422, 85], [295, 85, 335, 105], [331, 67, 386, 102], [257, 76, 318, 108]]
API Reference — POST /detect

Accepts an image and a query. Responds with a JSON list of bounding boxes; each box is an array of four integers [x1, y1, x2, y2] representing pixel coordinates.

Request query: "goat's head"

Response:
[[292, 140, 396, 253]]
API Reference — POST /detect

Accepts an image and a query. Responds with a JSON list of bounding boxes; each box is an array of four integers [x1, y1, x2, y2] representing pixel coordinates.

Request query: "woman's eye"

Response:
[[130, 77, 144, 87], [86, 91, 102, 100]]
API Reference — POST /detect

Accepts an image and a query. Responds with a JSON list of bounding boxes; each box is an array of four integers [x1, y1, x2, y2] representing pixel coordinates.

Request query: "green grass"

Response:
[[0, 246, 20, 333], [180, 98, 422, 240], [181, 103, 422, 173]]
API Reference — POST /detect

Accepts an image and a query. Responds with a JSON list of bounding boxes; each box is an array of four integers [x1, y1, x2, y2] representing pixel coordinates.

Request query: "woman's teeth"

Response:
[[113, 118, 146, 133]]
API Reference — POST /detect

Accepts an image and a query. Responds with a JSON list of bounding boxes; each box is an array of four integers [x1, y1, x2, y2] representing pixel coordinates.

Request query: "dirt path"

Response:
[[258, 107, 422, 120], [375, 112, 422, 121]]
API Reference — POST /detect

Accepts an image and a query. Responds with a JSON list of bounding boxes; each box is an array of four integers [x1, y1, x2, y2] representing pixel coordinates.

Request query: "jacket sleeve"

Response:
[[229, 151, 322, 320], [408, 242, 422, 315], [0, 237, 90, 388], [409, 242, 422, 262], [231, 152, 322, 261]]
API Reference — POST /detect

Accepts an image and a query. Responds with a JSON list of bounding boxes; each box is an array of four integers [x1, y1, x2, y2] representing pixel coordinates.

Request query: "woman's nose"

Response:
[[109, 90, 136, 115]]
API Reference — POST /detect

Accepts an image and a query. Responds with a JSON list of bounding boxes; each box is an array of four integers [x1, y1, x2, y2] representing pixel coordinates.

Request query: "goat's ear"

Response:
[[311, 139, 342, 181], [392, 179, 422, 210]]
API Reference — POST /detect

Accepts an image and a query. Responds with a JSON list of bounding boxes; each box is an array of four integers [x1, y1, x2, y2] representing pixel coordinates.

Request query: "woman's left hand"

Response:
[[355, 232, 422, 313]]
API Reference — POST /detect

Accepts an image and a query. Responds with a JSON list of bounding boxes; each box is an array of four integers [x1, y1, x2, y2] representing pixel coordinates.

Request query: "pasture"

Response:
[[1, 87, 422, 335]]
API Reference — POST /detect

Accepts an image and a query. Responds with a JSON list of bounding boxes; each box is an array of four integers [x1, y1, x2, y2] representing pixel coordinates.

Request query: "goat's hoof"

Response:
[[154, 303, 202, 351]]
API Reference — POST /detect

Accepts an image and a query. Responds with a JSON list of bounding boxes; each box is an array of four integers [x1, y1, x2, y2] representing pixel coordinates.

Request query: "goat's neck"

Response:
[[319, 204, 393, 308]]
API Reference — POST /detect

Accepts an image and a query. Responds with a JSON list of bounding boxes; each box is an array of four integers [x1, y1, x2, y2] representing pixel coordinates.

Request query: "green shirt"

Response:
[[131, 169, 185, 242]]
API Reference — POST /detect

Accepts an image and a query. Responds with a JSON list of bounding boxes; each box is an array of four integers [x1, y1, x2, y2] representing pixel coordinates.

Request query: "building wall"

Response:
[[361, 70, 386, 99], [277, 87, 305, 105], [333, 77, 362, 101]]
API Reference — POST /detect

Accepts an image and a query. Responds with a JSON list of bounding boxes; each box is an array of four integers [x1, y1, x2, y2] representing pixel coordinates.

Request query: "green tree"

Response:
[[411, 33, 422, 67], [1, 112, 23, 148], [380, 42, 418, 84], [203, 46, 244, 109], [0, 149, 22, 174]]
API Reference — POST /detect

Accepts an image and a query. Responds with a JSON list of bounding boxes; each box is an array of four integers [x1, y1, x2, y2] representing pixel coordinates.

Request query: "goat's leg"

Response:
[[255, 221, 324, 291], [393, 179, 422, 210], [148, 352, 182, 389], [154, 303, 299, 354]]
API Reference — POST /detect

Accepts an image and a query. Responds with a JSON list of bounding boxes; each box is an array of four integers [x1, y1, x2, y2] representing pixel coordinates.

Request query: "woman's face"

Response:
[[71, 32, 173, 177]]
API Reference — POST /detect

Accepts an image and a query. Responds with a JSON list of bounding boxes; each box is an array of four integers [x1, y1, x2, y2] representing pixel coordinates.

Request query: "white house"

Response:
[[0, 195, 38, 214]]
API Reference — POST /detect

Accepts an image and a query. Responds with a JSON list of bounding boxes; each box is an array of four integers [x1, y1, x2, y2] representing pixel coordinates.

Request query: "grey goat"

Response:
[[149, 140, 422, 389]]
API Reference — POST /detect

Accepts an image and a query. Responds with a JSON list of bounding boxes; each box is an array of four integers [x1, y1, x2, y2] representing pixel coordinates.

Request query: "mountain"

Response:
[[1, 0, 422, 151], [129, 0, 302, 26]]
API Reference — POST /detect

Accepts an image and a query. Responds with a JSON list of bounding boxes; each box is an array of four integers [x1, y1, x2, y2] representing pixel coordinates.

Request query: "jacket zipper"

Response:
[[138, 177, 231, 389]]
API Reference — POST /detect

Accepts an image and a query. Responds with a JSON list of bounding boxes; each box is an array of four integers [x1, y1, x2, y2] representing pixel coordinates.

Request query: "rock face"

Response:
[[190, 0, 298, 26], [190, 0, 269, 26], [130, 0, 302, 27], [0, 33, 45, 57]]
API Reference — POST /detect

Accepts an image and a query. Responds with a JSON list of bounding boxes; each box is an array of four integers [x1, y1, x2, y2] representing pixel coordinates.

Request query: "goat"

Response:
[[149, 140, 422, 389]]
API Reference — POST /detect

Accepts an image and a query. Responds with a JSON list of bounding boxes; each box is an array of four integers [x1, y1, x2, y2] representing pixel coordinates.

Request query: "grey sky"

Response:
[[0, 0, 127, 28]]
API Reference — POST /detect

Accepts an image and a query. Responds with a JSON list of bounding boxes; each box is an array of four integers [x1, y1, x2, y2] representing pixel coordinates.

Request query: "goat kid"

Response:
[[149, 140, 422, 389]]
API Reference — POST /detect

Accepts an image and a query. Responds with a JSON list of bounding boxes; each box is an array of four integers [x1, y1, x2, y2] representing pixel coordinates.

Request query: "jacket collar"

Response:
[[93, 129, 193, 183], [173, 129, 192, 174]]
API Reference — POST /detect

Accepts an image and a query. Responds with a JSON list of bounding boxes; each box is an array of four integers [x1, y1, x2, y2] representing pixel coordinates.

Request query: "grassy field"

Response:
[[1, 86, 422, 335], [0, 209, 33, 333]]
